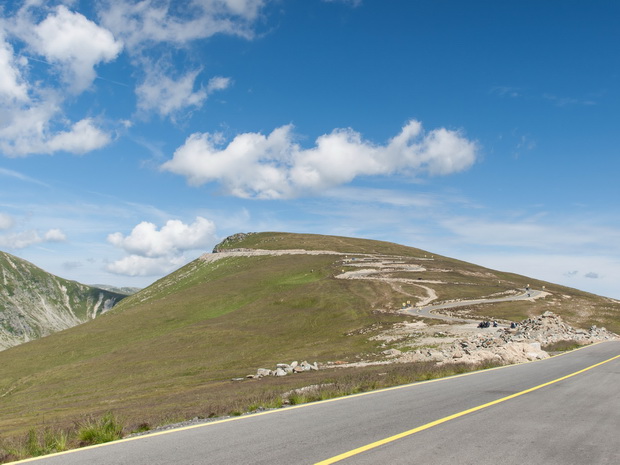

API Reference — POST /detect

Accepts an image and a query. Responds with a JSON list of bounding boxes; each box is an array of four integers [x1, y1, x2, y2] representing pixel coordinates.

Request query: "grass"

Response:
[[0, 428, 68, 462], [0, 231, 617, 452], [0, 360, 499, 463], [0, 253, 411, 438], [0, 412, 124, 463], [541, 340, 584, 352], [77, 412, 124, 446]]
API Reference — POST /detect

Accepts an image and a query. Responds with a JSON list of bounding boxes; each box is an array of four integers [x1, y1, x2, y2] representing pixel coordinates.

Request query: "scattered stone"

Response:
[[247, 360, 320, 379], [256, 368, 272, 377], [382, 348, 402, 357]]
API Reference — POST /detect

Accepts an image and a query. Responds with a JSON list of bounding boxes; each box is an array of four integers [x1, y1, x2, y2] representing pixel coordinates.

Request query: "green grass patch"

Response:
[[541, 340, 584, 352], [77, 412, 124, 446]]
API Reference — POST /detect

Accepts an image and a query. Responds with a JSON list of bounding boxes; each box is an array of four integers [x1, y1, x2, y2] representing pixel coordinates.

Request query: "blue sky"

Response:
[[1, 0, 619, 299]]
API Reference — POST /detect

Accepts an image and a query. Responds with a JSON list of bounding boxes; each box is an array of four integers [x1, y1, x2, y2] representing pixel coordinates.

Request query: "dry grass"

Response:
[[0, 231, 617, 452], [0, 360, 500, 463]]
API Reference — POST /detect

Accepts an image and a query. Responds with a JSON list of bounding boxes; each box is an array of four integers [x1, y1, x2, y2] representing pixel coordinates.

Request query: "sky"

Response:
[[0, 0, 619, 299]]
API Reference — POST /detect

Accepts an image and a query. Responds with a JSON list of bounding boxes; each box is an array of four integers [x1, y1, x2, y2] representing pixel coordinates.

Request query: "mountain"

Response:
[[0, 232, 617, 440], [0, 251, 127, 350], [90, 285, 141, 295]]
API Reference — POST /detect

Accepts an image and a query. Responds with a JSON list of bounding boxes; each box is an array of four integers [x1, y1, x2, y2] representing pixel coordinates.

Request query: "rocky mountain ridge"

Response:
[[0, 251, 126, 350]]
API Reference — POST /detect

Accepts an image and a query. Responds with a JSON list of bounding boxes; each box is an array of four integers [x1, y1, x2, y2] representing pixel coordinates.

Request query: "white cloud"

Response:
[[206, 76, 231, 93], [106, 216, 218, 276], [0, 213, 14, 230], [16, 5, 122, 93], [0, 97, 111, 156], [161, 120, 478, 199], [98, 0, 265, 48], [44, 228, 67, 242], [46, 118, 111, 154], [0, 5, 116, 156], [0, 32, 28, 102], [0, 228, 66, 249], [105, 254, 188, 277], [136, 67, 207, 117]]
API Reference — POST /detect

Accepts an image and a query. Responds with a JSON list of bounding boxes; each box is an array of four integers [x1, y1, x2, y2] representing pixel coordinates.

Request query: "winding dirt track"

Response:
[[203, 249, 548, 324]]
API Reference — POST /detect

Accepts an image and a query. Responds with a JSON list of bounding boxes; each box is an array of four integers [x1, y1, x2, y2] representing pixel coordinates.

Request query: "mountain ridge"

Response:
[[0, 251, 127, 350]]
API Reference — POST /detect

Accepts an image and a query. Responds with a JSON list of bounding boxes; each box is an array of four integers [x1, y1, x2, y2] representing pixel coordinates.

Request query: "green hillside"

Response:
[[0, 251, 127, 350], [0, 232, 618, 443]]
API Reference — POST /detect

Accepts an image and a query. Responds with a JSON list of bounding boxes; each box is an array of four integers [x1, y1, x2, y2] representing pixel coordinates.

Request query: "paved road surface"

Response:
[[17, 341, 619, 465]]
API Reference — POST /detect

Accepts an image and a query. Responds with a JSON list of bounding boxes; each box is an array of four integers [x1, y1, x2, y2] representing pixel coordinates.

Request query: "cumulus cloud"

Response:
[[0, 228, 66, 249], [1, 1, 266, 148], [106, 217, 217, 276], [96, 1, 255, 119], [0, 99, 111, 156], [0, 4, 117, 156], [161, 120, 478, 199], [21, 5, 123, 93], [44, 228, 67, 242]]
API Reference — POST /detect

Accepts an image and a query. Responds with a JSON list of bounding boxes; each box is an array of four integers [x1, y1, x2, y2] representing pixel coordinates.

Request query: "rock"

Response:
[[290, 361, 298, 369], [275, 367, 287, 377], [256, 368, 271, 377], [382, 348, 402, 357]]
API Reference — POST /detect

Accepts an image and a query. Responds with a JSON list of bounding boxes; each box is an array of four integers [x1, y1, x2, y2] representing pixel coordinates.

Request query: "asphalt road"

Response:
[[16, 341, 619, 465]]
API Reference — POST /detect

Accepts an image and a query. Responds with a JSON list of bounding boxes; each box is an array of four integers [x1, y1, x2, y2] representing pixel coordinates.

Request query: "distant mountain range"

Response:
[[0, 251, 129, 350]]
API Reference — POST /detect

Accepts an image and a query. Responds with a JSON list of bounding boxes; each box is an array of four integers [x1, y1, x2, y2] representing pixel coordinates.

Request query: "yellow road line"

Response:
[[314, 353, 620, 464], [9, 341, 613, 464]]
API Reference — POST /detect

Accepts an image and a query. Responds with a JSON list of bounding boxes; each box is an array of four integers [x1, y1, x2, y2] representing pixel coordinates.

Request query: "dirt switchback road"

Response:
[[408, 289, 546, 323], [15, 341, 619, 465]]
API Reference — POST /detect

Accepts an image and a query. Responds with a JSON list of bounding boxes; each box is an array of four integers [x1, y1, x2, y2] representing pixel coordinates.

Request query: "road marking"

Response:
[[9, 342, 613, 464], [314, 353, 620, 464]]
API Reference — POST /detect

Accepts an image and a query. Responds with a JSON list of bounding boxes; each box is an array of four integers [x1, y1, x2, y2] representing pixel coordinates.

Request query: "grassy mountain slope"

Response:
[[0, 251, 126, 350], [0, 232, 617, 438]]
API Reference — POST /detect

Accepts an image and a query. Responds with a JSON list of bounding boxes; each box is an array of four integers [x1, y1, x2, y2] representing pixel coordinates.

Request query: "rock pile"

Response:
[[401, 338, 550, 366], [498, 311, 617, 346], [246, 360, 319, 379], [399, 312, 617, 366]]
